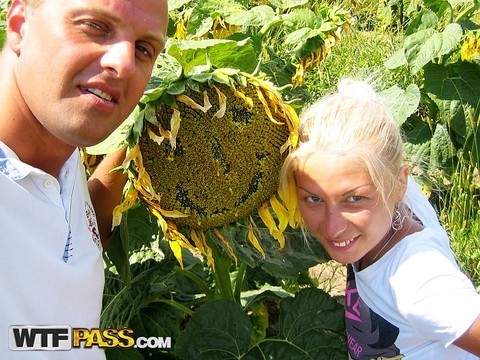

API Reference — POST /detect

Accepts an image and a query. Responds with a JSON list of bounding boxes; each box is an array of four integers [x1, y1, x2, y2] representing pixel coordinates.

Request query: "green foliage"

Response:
[[101, 201, 336, 359], [384, 0, 479, 158], [175, 288, 346, 360], [1, 0, 477, 358], [381, 0, 480, 283]]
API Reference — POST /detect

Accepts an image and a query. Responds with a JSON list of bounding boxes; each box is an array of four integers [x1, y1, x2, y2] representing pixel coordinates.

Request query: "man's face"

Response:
[[11, 0, 168, 147]]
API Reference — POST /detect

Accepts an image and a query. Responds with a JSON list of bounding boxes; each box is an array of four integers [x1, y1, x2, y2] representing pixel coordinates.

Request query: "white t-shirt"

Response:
[[345, 177, 480, 359], [0, 142, 105, 359]]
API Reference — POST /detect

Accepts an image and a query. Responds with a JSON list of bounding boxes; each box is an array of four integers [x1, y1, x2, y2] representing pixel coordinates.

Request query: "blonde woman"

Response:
[[280, 79, 480, 359]]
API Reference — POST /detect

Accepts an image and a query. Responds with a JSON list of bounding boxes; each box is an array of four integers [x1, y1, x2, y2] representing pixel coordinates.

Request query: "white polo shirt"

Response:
[[0, 142, 105, 359]]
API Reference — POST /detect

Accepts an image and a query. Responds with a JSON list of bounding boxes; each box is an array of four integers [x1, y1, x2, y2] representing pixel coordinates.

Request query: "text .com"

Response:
[[9, 325, 171, 351]]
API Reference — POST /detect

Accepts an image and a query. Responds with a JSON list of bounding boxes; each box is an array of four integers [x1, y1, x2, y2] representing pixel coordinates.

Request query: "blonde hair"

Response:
[[279, 78, 406, 223]]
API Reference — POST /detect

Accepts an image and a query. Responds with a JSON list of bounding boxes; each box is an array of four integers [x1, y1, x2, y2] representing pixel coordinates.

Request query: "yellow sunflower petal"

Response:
[[213, 228, 238, 265], [257, 202, 285, 248], [247, 218, 266, 257], [270, 194, 288, 233], [213, 86, 227, 119], [169, 240, 184, 269], [177, 91, 212, 113], [112, 188, 139, 228], [147, 128, 165, 146], [122, 144, 140, 169], [232, 84, 254, 108], [278, 179, 301, 229], [191, 230, 215, 268], [169, 108, 182, 149]]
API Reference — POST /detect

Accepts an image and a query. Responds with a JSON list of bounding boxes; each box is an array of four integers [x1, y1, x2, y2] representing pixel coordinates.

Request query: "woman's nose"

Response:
[[323, 207, 348, 239]]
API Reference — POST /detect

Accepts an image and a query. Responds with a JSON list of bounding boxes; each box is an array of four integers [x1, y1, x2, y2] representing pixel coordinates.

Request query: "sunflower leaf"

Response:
[[167, 38, 258, 75]]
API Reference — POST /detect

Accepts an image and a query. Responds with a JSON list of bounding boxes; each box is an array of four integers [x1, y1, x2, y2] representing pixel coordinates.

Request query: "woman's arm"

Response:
[[87, 148, 128, 250]]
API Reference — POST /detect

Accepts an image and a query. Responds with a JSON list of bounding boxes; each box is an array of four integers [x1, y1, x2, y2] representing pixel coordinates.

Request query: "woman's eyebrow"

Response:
[[342, 183, 373, 196], [298, 186, 318, 196]]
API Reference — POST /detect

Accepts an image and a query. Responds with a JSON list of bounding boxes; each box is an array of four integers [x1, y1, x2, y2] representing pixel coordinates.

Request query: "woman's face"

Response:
[[294, 152, 395, 264]]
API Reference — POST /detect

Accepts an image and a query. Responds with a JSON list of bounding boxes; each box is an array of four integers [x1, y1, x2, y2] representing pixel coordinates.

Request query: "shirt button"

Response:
[[44, 179, 54, 188]]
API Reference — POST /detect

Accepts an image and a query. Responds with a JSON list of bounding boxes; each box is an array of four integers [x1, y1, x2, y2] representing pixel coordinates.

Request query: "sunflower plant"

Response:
[[85, 2, 352, 358]]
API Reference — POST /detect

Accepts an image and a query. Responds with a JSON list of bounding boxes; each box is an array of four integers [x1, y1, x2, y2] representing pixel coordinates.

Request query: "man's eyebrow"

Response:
[[143, 32, 166, 49], [73, 7, 166, 47], [342, 183, 373, 196]]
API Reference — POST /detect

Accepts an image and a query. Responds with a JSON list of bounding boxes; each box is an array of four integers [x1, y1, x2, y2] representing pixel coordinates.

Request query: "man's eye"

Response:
[[84, 21, 108, 33], [136, 42, 154, 59]]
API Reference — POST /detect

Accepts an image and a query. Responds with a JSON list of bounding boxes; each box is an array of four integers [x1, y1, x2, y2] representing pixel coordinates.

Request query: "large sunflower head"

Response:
[[116, 70, 299, 266]]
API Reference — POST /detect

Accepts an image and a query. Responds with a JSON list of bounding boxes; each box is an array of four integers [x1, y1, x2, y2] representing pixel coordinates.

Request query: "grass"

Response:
[[303, 28, 403, 102], [438, 161, 480, 288]]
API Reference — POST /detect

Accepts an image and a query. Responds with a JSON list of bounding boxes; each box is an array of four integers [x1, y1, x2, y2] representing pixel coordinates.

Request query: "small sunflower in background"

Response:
[[460, 30, 480, 64], [110, 67, 299, 268]]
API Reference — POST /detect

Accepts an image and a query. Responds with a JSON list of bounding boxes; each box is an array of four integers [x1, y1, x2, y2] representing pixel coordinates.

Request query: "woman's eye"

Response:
[[305, 195, 322, 203], [347, 195, 364, 203]]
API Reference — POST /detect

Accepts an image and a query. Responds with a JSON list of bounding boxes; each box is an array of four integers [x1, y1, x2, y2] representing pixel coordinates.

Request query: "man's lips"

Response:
[[80, 84, 120, 103]]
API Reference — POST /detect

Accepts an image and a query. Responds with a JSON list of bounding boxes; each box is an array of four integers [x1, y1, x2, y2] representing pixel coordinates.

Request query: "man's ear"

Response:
[[6, 0, 28, 56], [395, 165, 410, 202]]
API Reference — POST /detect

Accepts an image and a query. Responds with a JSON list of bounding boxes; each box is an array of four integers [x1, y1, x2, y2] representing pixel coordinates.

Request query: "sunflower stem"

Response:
[[208, 235, 235, 302], [151, 298, 194, 316], [174, 266, 216, 301], [233, 263, 247, 304]]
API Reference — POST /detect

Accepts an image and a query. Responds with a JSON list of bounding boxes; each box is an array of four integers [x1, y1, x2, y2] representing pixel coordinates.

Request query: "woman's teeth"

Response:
[[333, 238, 354, 248]]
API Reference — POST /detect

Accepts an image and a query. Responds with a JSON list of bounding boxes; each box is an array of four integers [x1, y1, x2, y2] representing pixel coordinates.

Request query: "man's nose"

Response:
[[101, 41, 136, 78]]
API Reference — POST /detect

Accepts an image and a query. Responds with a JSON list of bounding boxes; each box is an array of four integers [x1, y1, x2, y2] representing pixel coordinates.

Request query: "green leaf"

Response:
[[167, 38, 258, 75], [405, 9, 439, 36], [105, 202, 159, 284], [226, 5, 276, 27], [276, 288, 346, 358], [278, 0, 309, 10], [101, 263, 176, 330], [175, 300, 252, 360], [105, 347, 144, 360], [168, 0, 194, 11], [249, 288, 346, 360], [283, 9, 317, 30], [430, 124, 454, 170], [404, 23, 463, 73], [214, 220, 329, 279], [405, 141, 432, 171], [424, 62, 480, 143], [402, 115, 434, 145], [186, 0, 246, 38], [175, 288, 346, 360], [384, 48, 408, 70], [380, 84, 421, 126], [424, 62, 480, 109], [284, 27, 319, 47]]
